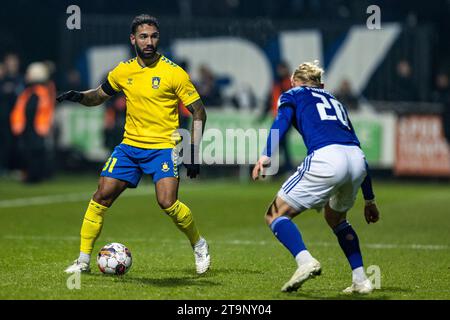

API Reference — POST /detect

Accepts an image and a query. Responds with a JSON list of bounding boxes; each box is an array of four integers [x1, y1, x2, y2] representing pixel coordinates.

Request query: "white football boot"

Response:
[[193, 238, 210, 274], [64, 259, 91, 274], [342, 279, 374, 294], [281, 258, 322, 292]]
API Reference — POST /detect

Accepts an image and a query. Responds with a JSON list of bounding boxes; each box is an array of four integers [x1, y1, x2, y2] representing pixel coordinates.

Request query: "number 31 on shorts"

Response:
[[102, 157, 118, 173]]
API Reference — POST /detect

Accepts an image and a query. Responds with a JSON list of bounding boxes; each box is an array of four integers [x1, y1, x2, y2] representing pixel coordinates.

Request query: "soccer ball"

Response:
[[97, 242, 132, 275]]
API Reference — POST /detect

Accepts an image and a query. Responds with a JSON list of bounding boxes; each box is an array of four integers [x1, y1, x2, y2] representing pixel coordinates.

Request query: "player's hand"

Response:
[[184, 163, 200, 179], [364, 201, 380, 224], [252, 155, 271, 181], [56, 90, 84, 103], [183, 144, 200, 179]]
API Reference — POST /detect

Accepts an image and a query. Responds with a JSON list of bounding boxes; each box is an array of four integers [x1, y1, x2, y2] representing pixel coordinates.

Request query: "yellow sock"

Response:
[[80, 199, 108, 254], [163, 200, 200, 246]]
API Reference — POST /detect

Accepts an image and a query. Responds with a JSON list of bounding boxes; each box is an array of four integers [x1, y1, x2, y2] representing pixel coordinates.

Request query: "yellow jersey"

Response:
[[107, 55, 200, 149]]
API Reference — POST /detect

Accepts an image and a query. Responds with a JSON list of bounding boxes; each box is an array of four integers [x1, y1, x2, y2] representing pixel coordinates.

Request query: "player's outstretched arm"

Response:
[[184, 99, 207, 179], [252, 106, 294, 181], [56, 85, 111, 107], [361, 161, 380, 224]]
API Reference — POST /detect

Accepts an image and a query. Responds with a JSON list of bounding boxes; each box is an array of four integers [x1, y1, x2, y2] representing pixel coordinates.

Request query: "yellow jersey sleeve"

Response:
[[106, 63, 123, 92], [172, 67, 201, 106]]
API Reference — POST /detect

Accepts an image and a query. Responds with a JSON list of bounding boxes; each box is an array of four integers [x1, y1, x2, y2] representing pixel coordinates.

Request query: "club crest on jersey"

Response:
[[152, 77, 161, 89], [161, 162, 170, 172]]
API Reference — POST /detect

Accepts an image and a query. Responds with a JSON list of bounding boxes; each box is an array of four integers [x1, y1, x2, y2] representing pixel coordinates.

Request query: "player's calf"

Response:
[[265, 197, 321, 291], [162, 200, 210, 274], [326, 204, 370, 291], [323, 202, 347, 229], [264, 197, 298, 225]]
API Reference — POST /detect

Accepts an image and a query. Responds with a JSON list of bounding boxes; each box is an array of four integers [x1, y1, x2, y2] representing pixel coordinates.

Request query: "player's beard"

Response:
[[135, 43, 158, 61]]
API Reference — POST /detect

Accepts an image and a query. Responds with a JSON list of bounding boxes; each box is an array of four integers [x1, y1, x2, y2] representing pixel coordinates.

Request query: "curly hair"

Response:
[[293, 60, 324, 87]]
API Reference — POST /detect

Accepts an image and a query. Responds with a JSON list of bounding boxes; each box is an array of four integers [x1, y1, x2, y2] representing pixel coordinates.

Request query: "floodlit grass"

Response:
[[1, 175, 449, 299]]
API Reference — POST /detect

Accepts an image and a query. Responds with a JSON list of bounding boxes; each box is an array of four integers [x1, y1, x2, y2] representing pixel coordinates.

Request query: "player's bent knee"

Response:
[[157, 197, 177, 210], [324, 204, 347, 229], [264, 203, 281, 226], [93, 190, 115, 207]]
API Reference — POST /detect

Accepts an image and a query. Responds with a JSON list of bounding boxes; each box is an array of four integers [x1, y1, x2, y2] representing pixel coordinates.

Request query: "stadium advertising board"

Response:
[[395, 115, 450, 177], [55, 106, 394, 168]]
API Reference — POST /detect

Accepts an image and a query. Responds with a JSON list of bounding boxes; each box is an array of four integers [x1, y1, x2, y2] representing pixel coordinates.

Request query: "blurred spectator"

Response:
[[432, 72, 450, 104], [390, 59, 419, 101], [10, 62, 55, 183], [0, 63, 5, 79], [270, 61, 292, 117], [260, 61, 293, 174], [334, 79, 359, 111], [104, 93, 127, 152], [178, 60, 192, 130], [432, 72, 450, 143], [195, 64, 222, 106], [0, 53, 24, 174], [43, 60, 57, 102]]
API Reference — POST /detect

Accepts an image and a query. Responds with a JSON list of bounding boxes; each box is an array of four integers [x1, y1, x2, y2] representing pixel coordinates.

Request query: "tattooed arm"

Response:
[[183, 99, 207, 178], [185, 99, 207, 144], [56, 83, 113, 107]]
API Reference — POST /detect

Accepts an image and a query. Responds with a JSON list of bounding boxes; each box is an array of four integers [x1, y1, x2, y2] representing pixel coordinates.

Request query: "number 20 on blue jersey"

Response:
[[311, 92, 350, 129]]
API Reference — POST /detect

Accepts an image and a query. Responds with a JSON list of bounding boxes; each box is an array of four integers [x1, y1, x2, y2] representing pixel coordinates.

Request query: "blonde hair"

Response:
[[292, 60, 324, 87]]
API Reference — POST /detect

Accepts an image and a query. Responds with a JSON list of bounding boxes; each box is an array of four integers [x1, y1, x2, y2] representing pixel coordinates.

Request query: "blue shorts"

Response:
[[100, 144, 179, 188]]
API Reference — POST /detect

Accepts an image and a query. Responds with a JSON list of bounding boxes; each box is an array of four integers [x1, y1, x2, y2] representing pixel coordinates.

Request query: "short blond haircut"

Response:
[[292, 60, 324, 87]]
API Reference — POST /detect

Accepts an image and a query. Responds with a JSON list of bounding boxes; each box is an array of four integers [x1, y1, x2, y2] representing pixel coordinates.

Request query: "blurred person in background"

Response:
[[390, 59, 419, 102], [260, 61, 294, 174], [103, 92, 127, 152], [43, 60, 57, 102], [10, 62, 55, 183], [0, 53, 24, 174], [178, 60, 192, 130], [432, 71, 450, 143], [334, 79, 359, 112], [195, 64, 222, 106]]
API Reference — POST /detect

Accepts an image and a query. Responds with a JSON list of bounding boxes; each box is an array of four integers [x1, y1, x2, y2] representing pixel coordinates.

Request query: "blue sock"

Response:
[[270, 216, 307, 257], [334, 220, 363, 270]]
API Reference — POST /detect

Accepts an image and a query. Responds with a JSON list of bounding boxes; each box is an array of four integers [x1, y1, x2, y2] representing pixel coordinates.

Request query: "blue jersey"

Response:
[[267, 86, 360, 155]]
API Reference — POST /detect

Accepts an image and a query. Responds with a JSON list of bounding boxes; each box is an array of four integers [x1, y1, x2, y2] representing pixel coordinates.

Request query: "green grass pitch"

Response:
[[0, 175, 449, 300]]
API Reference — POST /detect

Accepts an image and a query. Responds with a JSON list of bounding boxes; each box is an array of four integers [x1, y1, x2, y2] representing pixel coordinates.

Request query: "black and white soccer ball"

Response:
[[97, 242, 132, 275]]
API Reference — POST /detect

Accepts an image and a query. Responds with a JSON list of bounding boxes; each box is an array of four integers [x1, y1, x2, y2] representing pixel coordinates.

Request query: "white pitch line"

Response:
[[0, 183, 226, 209], [0, 189, 154, 209], [1, 235, 448, 251]]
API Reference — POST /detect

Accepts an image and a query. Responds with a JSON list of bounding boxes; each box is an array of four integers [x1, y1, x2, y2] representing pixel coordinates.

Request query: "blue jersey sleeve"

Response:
[[278, 90, 296, 109], [262, 94, 295, 157], [361, 160, 375, 200]]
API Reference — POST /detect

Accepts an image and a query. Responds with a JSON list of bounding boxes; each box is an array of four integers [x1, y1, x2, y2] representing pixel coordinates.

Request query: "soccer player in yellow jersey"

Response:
[[58, 14, 210, 275]]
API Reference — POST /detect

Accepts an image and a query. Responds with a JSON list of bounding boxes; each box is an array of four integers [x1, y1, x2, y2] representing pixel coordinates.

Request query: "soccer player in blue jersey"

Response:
[[252, 61, 380, 294]]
